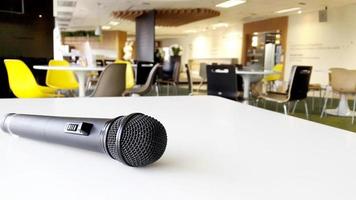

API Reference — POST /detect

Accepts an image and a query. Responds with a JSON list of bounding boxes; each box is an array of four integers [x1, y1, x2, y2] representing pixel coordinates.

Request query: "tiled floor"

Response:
[[152, 83, 356, 133]]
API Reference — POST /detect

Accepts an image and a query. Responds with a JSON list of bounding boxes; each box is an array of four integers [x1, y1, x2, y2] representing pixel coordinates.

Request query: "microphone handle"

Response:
[[2, 113, 110, 153]]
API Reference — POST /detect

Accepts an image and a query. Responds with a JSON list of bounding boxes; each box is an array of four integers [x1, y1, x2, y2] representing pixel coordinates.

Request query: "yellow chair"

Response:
[[265, 64, 283, 82], [47, 60, 79, 90], [4, 59, 59, 98], [115, 60, 135, 89]]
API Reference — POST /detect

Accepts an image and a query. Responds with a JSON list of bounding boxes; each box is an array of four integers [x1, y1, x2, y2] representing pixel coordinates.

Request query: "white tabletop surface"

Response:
[[0, 96, 355, 200], [33, 65, 105, 71]]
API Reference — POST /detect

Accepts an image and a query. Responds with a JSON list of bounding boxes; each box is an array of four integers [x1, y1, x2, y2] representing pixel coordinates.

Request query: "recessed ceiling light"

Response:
[[275, 7, 301, 14], [109, 21, 119, 26], [57, 1, 77, 7], [102, 26, 111, 30], [56, 18, 71, 22], [184, 30, 198, 34], [216, 0, 246, 8], [212, 23, 229, 29], [298, 10, 303, 14], [57, 11, 73, 17]]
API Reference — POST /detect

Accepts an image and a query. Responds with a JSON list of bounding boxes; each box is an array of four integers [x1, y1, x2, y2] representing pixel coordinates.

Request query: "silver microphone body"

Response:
[[1, 113, 168, 167], [2, 113, 109, 153]]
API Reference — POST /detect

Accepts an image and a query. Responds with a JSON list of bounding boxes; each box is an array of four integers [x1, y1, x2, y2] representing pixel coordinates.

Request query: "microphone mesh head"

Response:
[[106, 113, 167, 167]]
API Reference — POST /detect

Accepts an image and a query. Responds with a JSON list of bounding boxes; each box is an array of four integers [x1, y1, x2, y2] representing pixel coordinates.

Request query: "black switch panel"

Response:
[[64, 122, 93, 136]]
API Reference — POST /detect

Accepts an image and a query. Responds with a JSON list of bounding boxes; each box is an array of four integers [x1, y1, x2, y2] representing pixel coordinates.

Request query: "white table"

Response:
[[34, 65, 105, 97], [236, 69, 277, 101], [0, 96, 356, 200], [325, 91, 356, 117]]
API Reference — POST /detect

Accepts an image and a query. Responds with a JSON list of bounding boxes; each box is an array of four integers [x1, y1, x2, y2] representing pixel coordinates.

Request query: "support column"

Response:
[[135, 10, 155, 62]]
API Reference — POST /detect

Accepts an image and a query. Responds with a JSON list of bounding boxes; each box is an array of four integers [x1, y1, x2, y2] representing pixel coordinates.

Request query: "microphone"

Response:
[[1, 113, 167, 167]]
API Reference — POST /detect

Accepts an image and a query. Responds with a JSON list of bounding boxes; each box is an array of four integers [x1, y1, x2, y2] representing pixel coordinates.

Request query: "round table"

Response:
[[34, 65, 105, 97], [235, 69, 277, 102], [325, 93, 356, 117]]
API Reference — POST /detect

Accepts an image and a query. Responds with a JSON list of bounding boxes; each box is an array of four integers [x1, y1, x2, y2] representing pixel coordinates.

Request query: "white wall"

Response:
[[285, 4, 356, 84], [159, 24, 243, 65]]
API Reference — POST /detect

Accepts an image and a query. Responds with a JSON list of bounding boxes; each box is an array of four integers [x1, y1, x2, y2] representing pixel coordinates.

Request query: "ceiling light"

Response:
[[102, 26, 111, 30], [275, 7, 301, 14], [184, 30, 198, 34], [57, 1, 77, 7], [109, 21, 119, 26], [216, 0, 246, 8], [298, 10, 303, 14], [57, 11, 73, 17], [56, 18, 71, 22], [212, 23, 229, 29]]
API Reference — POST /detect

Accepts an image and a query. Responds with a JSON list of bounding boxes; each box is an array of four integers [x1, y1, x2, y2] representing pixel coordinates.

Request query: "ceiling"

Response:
[[54, 0, 356, 36]]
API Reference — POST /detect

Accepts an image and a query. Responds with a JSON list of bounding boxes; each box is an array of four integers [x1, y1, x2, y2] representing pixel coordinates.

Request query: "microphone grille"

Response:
[[106, 113, 167, 167]]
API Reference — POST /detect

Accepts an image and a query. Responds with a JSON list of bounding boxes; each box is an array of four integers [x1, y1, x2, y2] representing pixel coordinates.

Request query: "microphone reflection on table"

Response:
[[1, 113, 167, 167]]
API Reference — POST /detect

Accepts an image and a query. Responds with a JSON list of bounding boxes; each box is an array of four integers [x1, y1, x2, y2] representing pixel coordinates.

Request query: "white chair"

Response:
[[198, 63, 207, 92], [321, 69, 356, 123]]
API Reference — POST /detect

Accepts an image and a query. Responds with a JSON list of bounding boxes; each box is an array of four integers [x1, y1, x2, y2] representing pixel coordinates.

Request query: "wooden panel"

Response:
[[113, 8, 220, 27], [241, 17, 288, 78], [0, 0, 54, 58], [116, 31, 127, 60]]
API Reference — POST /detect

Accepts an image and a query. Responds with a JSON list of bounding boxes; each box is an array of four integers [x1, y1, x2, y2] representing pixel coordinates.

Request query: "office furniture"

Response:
[[3, 59, 59, 98], [0, 57, 51, 98], [91, 63, 126, 97], [96, 59, 104, 67], [207, 64, 239, 100], [264, 64, 284, 91], [308, 83, 323, 111], [321, 69, 356, 121], [123, 64, 160, 96], [236, 69, 276, 102], [34, 65, 105, 97], [157, 61, 181, 95], [46, 60, 79, 90], [198, 63, 207, 92], [265, 64, 283, 82], [136, 61, 154, 85], [188, 58, 238, 86], [104, 59, 115, 66], [185, 64, 193, 95], [245, 63, 264, 83], [320, 68, 347, 111], [259, 66, 312, 118], [0, 96, 356, 199], [161, 56, 181, 81], [115, 60, 135, 89]]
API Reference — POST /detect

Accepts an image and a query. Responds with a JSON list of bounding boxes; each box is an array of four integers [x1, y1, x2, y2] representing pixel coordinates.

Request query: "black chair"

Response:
[[96, 59, 104, 67], [207, 64, 239, 100], [233, 65, 244, 92], [136, 61, 154, 85], [161, 56, 180, 80], [185, 64, 193, 95], [104, 59, 115, 66], [157, 60, 181, 95], [258, 65, 313, 118]]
